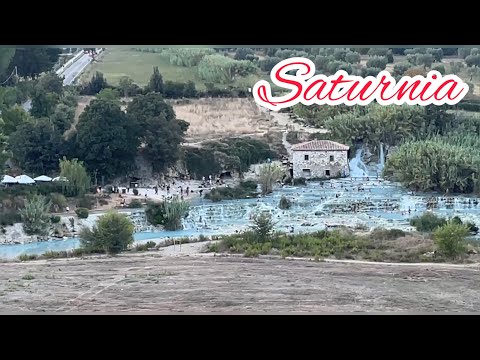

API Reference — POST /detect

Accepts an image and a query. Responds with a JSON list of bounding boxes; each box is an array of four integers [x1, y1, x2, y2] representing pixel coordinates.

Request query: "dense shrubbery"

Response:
[[410, 213, 447, 232], [161, 48, 215, 67], [80, 211, 134, 255], [204, 181, 258, 202], [198, 55, 257, 84], [75, 207, 89, 219], [145, 198, 190, 231], [278, 196, 292, 209], [184, 137, 276, 179], [385, 135, 480, 193]]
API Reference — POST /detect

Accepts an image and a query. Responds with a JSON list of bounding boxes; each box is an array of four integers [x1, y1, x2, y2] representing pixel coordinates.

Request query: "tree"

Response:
[[250, 212, 275, 243], [80, 72, 108, 95], [0, 49, 15, 79], [30, 90, 59, 118], [0, 105, 30, 136], [426, 48, 443, 62], [59, 157, 90, 197], [458, 48, 471, 59], [127, 93, 188, 171], [37, 72, 64, 96], [0, 121, 9, 166], [234, 48, 254, 60], [19, 195, 51, 236], [75, 99, 139, 180], [393, 62, 412, 76], [432, 64, 446, 75], [258, 57, 281, 72], [416, 53, 434, 69], [8, 49, 58, 79], [50, 104, 75, 134], [118, 76, 134, 98], [198, 55, 256, 83], [345, 51, 361, 64], [96, 88, 120, 103], [366, 56, 388, 70], [148, 66, 164, 93], [333, 49, 347, 61], [367, 48, 389, 57], [450, 61, 464, 75], [433, 222, 469, 259], [465, 54, 480, 67], [80, 211, 134, 255], [9, 118, 66, 174], [258, 163, 284, 195], [142, 115, 186, 171]]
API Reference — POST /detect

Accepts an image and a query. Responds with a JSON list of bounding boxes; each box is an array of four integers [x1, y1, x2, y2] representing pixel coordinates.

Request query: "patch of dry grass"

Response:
[[172, 98, 276, 141]]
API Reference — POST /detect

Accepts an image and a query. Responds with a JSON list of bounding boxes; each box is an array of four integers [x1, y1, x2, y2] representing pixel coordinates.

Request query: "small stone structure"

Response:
[[291, 140, 350, 179]]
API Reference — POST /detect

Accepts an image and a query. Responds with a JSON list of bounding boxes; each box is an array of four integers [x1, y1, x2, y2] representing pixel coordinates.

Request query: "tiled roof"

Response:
[[291, 140, 350, 151]]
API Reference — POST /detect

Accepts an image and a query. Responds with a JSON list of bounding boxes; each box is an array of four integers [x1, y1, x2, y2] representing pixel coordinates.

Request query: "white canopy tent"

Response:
[[34, 175, 53, 182], [1, 175, 17, 184], [52, 176, 68, 182], [15, 175, 36, 184]]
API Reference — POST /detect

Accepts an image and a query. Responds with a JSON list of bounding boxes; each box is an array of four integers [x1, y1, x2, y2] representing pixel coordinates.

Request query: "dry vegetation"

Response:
[[172, 98, 280, 142]]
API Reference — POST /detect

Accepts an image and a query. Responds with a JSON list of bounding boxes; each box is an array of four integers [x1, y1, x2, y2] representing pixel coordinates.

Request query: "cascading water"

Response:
[[377, 142, 385, 175]]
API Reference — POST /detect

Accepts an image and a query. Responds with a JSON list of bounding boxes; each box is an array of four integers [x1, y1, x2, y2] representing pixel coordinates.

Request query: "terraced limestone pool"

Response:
[[1, 149, 479, 260]]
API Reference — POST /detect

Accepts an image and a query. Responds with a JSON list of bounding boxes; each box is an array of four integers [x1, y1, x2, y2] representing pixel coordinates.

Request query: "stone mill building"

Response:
[[291, 140, 350, 179]]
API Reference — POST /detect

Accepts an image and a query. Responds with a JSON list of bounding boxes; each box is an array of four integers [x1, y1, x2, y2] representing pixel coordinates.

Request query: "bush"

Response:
[[0, 211, 22, 226], [410, 212, 447, 232], [75, 208, 89, 219], [19, 195, 51, 236], [50, 215, 61, 224], [250, 212, 276, 243], [80, 211, 134, 255], [76, 195, 94, 210], [279, 196, 292, 210], [204, 181, 259, 202], [18, 254, 38, 261], [450, 216, 479, 234], [99, 199, 109, 206], [128, 199, 143, 208], [133, 188, 139, 196], [49, 193, 67, 212], [433, 222, 469, 259]]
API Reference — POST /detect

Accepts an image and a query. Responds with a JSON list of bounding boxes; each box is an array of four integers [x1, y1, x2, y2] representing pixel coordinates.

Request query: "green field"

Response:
[[80, 48, 270, 90]]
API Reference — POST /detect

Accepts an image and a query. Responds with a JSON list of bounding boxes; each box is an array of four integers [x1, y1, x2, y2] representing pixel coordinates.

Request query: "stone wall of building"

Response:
[[292, 150, 349, 179]]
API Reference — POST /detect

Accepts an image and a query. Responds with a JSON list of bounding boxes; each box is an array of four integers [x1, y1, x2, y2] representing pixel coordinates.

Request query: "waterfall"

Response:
[[349, 148, 369, 178], [378, 142, 385, 175]]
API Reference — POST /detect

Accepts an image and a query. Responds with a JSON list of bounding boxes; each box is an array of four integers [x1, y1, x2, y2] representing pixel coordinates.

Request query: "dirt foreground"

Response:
[[1, 248, 480, 313]]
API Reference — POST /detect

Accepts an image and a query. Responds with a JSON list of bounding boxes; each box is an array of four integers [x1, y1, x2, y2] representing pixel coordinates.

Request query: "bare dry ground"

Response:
[[172, 98, 281, 143], [1, 251, 480, 313]]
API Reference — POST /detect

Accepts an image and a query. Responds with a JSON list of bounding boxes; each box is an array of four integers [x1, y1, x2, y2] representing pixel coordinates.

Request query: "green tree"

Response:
[[433, 222, 469, 259], [37, 72, 64, 96], [80, 211, 134, 255], [416, 53, 434, 69], [148, 66, 164, 93], [465, 54, 480, 67], [30, 90, 59, 118], [9, 118, 66, 174], [8, 49, 59, 79], [96, 88, 120, 103], [19, 195, 51, 236], [258, 163, 284, 195], [50, 104, 75, 134], [127, 93, 188, 171], [118, 76, 134, 98], [59, 157, 90, 196], [250, 212, 275, 243], [0, 105, 30, 136], [0, 120, 9, 166], [80, 72, 108, 95], [366, 56, 388, 70], [75, 99, 139, 180], [0, 49, 15, 80], [345, 51, 361, 64]]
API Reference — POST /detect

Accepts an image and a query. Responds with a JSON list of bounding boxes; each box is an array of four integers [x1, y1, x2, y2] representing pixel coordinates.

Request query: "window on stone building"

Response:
[[303, 169, 311, 177], [304, 154, 309, 161], [325, 169, 331, 176], [330, 155, 334, 162]]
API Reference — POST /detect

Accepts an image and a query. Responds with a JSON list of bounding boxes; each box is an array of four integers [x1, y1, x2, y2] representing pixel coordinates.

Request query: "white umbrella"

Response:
[[52, 176, 69, 182], [15, 175, 35, 184], [1, 175, 18, 184], [34, 175, 52, 182]]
